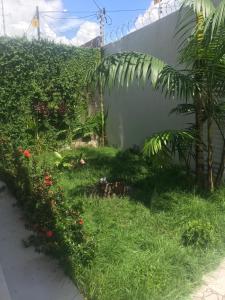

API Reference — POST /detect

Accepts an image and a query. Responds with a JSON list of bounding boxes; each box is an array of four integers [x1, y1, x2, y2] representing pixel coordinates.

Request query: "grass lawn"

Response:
[[44, 147, 225, 300]]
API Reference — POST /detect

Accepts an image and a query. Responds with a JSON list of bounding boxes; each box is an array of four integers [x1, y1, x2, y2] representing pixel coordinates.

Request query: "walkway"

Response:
[[192, 259, 225, 300], [0, 181, 82, 300]]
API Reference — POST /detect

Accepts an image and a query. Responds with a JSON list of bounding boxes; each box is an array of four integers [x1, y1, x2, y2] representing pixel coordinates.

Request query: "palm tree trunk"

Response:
[[207, 117, 214, 191], [195, 96, 205, 188]]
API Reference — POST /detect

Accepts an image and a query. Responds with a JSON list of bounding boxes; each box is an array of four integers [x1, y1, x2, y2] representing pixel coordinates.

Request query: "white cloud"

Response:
[[0, 0, 99, 46], [71, 21, 100, 46], [134, 0, 180, 30], [42, 20, 99, 46]]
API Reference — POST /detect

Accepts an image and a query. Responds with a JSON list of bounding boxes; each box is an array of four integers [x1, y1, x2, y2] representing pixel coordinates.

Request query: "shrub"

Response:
[[181, 220, 214, 248], [0, 37, 100, 149], [0, 137, 95, 272]]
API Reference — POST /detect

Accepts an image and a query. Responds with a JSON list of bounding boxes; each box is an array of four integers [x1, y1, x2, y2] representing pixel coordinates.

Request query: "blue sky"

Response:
[[63, 0, 151, 22], [1, 0, 153, 46], [60, 0, 151, 41]]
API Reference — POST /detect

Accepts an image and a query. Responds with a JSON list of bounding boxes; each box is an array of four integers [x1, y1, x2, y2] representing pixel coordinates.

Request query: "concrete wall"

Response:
[[103, 11, 193, 149], [103, 9, 225, 180]]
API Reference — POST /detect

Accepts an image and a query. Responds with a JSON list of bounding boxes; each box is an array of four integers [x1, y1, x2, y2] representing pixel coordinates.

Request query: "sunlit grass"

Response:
[[50, 147, 225, 300]]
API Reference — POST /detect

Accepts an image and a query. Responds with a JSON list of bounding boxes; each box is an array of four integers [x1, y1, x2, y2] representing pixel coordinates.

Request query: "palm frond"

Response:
[[157, 66, 196, 100], [90, 52, 196, 101], [176, 0, 215, 51], [205, 0, 225, 39], [143, 130, 194, 158], [181, 0, 215, 18]]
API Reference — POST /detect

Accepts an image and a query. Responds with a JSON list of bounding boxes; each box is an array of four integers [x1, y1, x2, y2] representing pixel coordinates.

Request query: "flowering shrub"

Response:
[[0, 137, 95, 272]]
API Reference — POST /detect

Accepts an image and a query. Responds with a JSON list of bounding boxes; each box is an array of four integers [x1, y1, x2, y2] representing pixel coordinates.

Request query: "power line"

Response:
[[39, 8, 147, 14], [42, 13, 97, 20], [92, 0, 102, 10], [40, 10, 98, 14]]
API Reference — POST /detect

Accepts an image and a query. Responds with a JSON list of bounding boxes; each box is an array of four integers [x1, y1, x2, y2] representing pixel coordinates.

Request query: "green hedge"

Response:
[[0, 37, 100, 148]]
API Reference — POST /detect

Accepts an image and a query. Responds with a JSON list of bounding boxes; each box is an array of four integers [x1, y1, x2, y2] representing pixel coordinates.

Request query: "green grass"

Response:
[[49, 147, 225, 300]]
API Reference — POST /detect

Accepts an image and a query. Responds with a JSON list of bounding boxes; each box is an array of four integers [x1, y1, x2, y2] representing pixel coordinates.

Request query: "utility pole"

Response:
[[1, 0, 6, 36], [36, 6, 40, 40], [99, 8, 106, 47]]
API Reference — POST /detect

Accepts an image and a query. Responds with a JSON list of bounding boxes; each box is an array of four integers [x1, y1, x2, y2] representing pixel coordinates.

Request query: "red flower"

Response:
[[78, 219, 84, 225], [45, 181, 53, 186], [23, 149, 31, 158], [44, 175, 53, 187], [46, 230, 54, 238]]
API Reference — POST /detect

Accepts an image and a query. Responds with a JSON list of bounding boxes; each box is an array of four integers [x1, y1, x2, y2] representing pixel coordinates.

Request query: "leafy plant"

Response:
[[181, 220, 214, 248], [53, 151, 85, 170], [143, 130, 195, 170], [0, 38, 100, 149]]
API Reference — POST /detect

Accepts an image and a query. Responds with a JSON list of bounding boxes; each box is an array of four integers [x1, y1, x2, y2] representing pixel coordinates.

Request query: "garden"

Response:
[[1, 1, 225, 299]]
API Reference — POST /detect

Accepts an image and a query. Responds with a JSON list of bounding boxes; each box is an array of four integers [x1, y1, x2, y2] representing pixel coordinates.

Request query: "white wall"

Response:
[[103, 11, 193, 149], [103, 8, 225, 180]]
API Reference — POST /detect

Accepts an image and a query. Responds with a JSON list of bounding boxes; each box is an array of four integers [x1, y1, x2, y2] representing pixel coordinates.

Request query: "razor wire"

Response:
[[104, 0, 181, 45]]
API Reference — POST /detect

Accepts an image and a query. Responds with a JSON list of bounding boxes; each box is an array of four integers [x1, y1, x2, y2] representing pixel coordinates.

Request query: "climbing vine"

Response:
[[0, 37, 100, 149]]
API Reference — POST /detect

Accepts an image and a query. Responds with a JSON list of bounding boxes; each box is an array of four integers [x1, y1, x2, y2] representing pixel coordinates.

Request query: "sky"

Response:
[[0, 0, 178, 46]]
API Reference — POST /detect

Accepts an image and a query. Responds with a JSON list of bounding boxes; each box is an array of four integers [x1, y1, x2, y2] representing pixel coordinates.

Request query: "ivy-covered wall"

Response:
[[0, 38, 100, 148]]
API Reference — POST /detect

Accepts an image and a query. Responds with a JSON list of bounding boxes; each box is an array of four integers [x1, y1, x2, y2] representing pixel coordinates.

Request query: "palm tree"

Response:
[[91, 0, 225, 191]]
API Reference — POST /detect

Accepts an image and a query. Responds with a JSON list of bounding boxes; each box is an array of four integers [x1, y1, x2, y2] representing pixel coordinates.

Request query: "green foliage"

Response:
[[0, 137, 95, 272], [109, 149, 150, 184], [181, 220, 214, 248], [0, 37, 100, 149], [53, 147, 225, 300], [2, 143, 225, 299], [73, 111, 105, 139], [90, 52, 195, 101], [91, 0, 225, 190], [143, 130, 194, 169]]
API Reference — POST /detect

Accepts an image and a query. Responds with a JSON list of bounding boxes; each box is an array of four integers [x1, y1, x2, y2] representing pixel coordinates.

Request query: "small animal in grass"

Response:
[[97, 177, 130, 198]]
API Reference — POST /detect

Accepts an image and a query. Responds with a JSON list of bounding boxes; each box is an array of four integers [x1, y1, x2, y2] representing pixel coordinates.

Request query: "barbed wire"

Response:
[[104, 0, 181, 45]]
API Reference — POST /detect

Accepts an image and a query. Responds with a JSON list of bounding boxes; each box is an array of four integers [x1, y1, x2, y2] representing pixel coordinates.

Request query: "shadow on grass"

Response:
[[129, 168, 195, 209], [65, 147, 196, 211]]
